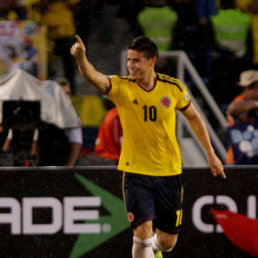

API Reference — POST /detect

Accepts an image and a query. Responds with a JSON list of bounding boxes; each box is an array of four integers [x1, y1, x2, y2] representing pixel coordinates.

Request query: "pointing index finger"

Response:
[[75, 35, 83, 45], [221, 170, 226, 179]]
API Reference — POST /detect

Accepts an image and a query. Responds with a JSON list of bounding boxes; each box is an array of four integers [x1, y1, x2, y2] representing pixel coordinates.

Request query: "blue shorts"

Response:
[[123, 172, 183, 234]]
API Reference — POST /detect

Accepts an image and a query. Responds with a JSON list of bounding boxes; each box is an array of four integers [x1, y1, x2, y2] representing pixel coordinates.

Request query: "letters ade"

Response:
[[0, 167, 257, 258]]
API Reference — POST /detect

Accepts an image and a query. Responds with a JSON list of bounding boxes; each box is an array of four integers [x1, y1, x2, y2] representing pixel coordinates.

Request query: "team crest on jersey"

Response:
[[161, 97, 171, 108], [128, 212, 134, 222]]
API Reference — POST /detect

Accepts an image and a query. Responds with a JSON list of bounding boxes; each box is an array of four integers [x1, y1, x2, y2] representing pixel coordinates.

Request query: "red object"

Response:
[[80, 147, 91, 155], [94, 108, 122, 161], [212, 209, 258, 256], [161, 97, 171, 108], [24, 160, 30, 167], [127, 212, 134, 222]]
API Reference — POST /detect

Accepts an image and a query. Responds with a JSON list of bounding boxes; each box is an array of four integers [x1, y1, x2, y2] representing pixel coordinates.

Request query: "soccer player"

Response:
[[71, 35, 226, 258]]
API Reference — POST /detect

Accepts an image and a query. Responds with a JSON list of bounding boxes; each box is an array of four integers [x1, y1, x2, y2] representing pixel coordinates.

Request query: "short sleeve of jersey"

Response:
[[106, 75, 124, 105], [174, 79, 191, 110]]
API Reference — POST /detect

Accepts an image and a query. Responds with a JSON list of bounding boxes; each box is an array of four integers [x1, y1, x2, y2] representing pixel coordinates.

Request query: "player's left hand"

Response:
[[207, 153, 226, 179]]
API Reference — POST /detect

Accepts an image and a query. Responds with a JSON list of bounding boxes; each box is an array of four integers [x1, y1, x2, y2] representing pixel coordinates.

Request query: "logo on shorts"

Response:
[[161, 97, 171, 108], [128, 212, 134, 222]]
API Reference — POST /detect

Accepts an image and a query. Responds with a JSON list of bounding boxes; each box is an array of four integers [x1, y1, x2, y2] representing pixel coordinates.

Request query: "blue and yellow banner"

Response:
[[0, 21, 47, 79]]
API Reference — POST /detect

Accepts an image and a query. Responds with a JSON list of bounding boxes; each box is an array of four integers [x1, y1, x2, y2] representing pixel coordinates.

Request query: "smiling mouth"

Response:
[[130, 71, 137, 76]]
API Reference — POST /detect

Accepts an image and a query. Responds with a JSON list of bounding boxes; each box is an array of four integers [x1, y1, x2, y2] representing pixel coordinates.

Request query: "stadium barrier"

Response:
[[0, 166, 257, 258]]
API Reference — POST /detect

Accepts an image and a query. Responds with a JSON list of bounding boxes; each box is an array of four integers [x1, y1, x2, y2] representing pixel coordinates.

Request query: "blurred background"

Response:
[[1, 2, 258, 258], [0, 0, 258, 167]]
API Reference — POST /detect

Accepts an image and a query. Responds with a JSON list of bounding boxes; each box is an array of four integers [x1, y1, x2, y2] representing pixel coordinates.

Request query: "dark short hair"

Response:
[[54, 77, 70, 86], [128, 36, 159, 59]]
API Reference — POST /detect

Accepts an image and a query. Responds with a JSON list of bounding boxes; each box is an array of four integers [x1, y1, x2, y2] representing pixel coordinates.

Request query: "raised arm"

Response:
[[181, 103, 226, 179], [70, 35, 110, 94]]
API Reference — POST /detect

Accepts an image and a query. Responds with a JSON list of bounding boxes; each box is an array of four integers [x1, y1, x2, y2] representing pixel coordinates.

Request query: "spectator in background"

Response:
[[0, 0, 27, 20], [226, 70, 258, 164], [77, 98, 122, 166], [236, 0, 252, 11], [138, 0, 177, 51], [55, 77, 83, 166], [196, 0, 217, 81], [117, 0, 144, 37], [210, 0, 252, 109], [94, 101, 122, 163], [40, 0, 80, 94], [0, 0, 14, 19], [19, 36, 38, 77], [137, 0, 177, 74], [197, 0, 217, 23], [248, 0, 258, 69], [0, 125, 13, 166], [171, 0, 215, 81], [22, 0, 42, 23]]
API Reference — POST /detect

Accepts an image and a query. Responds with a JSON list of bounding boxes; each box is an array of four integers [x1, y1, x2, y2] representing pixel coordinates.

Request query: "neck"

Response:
[[136, 71, 157, 90]]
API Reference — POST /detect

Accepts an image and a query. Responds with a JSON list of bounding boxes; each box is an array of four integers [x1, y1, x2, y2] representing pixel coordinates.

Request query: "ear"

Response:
[[151, 56, 158, 66]]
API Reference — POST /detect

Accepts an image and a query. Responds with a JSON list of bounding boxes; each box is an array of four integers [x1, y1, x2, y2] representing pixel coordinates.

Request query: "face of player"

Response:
[[127, 49, 156, 81]]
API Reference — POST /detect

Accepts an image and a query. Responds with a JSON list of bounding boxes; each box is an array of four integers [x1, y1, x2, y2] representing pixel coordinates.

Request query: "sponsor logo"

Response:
[[0, 174, 130, 257], [192, 195, 257, 233], [70, 174, 130, 257], [161, 97, 171, 108], [0, 196, 101, 235], [132, 99, 139, 105]]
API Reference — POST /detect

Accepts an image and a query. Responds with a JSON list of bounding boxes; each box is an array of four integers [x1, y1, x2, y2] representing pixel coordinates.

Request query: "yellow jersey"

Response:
[[107, 73, 191, 176]]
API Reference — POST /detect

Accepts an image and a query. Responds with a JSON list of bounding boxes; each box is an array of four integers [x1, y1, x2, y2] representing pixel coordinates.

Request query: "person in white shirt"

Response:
[[55, 77, 83, 166]]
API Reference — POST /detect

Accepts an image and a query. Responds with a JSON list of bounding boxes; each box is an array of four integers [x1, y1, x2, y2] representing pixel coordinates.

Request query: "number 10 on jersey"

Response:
[[143, 105, 157, 122]]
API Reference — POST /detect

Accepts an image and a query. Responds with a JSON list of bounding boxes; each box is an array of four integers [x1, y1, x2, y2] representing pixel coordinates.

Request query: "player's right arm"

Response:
[[70, 35, 110, 94]]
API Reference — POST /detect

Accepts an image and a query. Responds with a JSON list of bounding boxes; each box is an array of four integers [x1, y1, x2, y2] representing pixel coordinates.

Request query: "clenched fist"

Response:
[[70, 35, 86, 60]]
